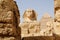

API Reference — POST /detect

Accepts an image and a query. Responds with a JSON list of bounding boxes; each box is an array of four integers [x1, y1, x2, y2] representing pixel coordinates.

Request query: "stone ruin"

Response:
[[0, 0, 60, 40], [40, 13, 53, 36], [0, 0, 21, 40], [53, 0, 60, 40], [20, 9, 40, 38], [20, 0, 60, 40], [20, 9, 54, 40]]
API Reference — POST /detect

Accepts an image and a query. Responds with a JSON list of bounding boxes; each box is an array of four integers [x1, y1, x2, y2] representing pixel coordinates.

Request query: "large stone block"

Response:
[[0, 0, 21, 40], [53, 22, 60, 35], [54, 0, 60, 8], [0, 23, 17, 36], [0, 11, 15, 23], [55, 9, 60, 22], [22, 36, 54, 40], [21, 29, 28, 34], [0, 37, 16, 40], [0, 36, 21, 40], [0, 0, 20, 24], [28, 22, 40, 34], [53, 34, 60, 40]]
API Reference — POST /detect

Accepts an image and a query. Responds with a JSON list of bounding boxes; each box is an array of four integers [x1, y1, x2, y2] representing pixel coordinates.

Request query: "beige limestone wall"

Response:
[[0, 0, 21, 40]]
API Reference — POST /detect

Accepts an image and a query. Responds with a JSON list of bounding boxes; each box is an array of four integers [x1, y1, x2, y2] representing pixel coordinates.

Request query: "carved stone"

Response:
[[0, 0, 21, 40], [23, 9, 37, 22]]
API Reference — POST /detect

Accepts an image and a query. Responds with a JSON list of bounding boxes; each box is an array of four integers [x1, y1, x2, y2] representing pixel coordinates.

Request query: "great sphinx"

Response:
[[23, 9, 37, 22]]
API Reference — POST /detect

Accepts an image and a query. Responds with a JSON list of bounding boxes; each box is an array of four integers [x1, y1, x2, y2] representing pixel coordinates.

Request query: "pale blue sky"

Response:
[[15, 0, 54, 22]]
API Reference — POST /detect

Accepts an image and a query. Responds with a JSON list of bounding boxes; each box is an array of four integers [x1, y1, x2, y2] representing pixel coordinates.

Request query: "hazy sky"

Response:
[[15, 0, 54, 22]]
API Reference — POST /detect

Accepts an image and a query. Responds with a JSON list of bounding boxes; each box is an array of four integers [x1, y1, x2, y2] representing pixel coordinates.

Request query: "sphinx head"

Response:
[[23, 9, 37, 22]]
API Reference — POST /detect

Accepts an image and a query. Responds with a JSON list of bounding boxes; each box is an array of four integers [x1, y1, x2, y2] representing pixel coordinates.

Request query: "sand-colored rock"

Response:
[[54, 0, 60, 8], [54, 0, 60, 40], [20, 11, 54, 40], [22, 36, 54, 40], [0, 0, 20, 24], [0, 36, 21, 40], [20, 21, 40, 38], [0, 11, 15, 23], [0, 23, 18, 36], [0, 0, 21, 40], [55, 8, 60, 22], [0, 37, 15, 40], [19, 0, 60, 40], [53, 22, 60, 35], [20, 9, 41, 38], [23, 9, 37, 22], [40, 13, 53, 31], [28, 22, 40, 34]]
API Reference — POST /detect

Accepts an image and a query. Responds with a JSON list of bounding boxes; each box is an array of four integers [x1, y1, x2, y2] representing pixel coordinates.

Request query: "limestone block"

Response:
[[28, 22, 40, 34], [0, 0, 21, 40], [0, 0, 14, 11], [22, 36, 54, 40], [20, 23, 29, 29], [40, 30, 52, 36], [39, 21, 53, 36], [29, 25, 36, 34], [29, 27, 40, 34], [53, 34, 60, 40], [20, 22, 40, 38], [21, 34, 29, 38], [54, 0, 60, 8], [0, 37, 15, 40], [55, 10, 60, 22], [34, 33, 41, 36], [4, 37, 16, 40], [21, 29, 28, 34], [0, 37, 21, 40], [29, 29, 35, 34], [0, 11, 15, 23], [21, 34, 34, 38], [0, 0, 20, 24], [0, 23, 17, 36], [53, 22, 60, 35]]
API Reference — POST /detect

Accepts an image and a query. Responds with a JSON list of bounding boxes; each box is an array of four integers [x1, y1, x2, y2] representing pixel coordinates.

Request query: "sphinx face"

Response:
[[25, 10, 33, 17], [23, 9, 37, 22]]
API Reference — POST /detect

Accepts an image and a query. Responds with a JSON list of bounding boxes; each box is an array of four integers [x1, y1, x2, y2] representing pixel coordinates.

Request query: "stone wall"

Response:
[[53, 0, 60, 40], [22, 36, 54, 40], [0, 0, 21, 40], [20, 9, 54, 40], [20, 21, 40, 38]]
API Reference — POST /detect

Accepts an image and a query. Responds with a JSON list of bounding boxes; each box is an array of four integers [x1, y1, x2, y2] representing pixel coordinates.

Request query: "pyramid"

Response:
[[40, 13, 53, 24], [40, 13, 53, 36], [42, 13, 51, 18]]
